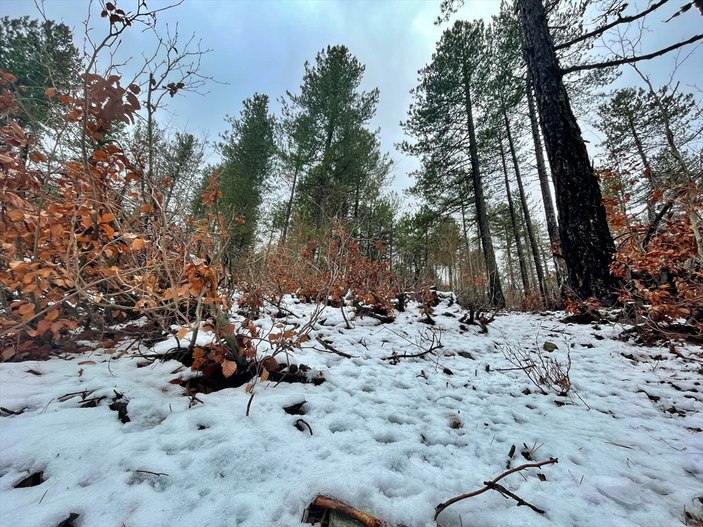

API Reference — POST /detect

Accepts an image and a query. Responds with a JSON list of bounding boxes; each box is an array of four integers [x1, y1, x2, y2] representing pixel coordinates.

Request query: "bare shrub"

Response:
[[501, 340, 572, 396]]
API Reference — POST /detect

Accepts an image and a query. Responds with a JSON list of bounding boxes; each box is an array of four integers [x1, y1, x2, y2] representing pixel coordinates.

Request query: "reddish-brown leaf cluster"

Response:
[[0, 70, 231, 360], [261, 224, 397, 317], [600, 167, 702, 330], [611, 218, 702, 326]]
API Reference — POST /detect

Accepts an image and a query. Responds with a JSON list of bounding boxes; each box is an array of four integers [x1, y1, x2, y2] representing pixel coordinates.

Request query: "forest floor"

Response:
[[1, 296, 702, 527]]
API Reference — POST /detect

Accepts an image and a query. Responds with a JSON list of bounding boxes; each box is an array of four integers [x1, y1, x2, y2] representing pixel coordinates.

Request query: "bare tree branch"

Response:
[[561, 33, 703, 74], [555, 0, 670, 51]]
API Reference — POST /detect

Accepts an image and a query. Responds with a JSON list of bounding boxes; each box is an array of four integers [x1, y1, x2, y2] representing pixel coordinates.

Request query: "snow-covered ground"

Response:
[[1, 296, 701, 526]]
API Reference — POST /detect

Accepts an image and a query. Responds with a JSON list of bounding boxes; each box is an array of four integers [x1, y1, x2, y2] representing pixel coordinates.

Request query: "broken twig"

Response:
[[434, 458, 558, 520], [315, 336, 353, 358]]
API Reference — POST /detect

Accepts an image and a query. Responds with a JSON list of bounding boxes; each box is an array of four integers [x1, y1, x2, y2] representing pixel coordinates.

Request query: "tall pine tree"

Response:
[[218, 93, 276, 259], [284, 45, 390, 233], [403, 20, 505, 307]]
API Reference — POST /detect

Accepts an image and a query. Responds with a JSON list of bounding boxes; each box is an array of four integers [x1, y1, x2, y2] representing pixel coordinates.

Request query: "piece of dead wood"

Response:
[[459, 307, 497, 333], [55, 512, 79, 527], [303, 495, 385, 527], [315, 337, 354, 358], [294, 418, 313, 435], [1, 406, 28, 416], [354, 305, 395, 324], [434, 458, 558, 520], [382, 347, 437, 362]]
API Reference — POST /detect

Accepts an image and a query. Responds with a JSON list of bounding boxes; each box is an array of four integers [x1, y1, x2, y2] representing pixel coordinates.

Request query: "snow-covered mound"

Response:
[[1, 297, 701, 526]]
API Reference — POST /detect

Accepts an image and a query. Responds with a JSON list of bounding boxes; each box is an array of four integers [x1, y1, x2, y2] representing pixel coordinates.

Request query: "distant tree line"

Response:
[[2, 0, 700, 316]]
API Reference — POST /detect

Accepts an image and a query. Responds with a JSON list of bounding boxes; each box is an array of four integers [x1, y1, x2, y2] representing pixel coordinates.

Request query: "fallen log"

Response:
[[303, 495, 385, 527]]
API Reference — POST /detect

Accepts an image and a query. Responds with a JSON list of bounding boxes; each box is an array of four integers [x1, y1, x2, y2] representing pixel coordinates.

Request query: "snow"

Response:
[[1, 296, 702, 526]]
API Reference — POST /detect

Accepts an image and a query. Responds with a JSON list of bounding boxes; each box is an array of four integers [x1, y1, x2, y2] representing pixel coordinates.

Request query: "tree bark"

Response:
[[461, 55, 505, 307], [499, 136, 530, 295], [525, 72, 565, 284], [460, 203, 476, 291], [504, 225, 517, 294], [503, 106, 547, 301], [518, 0, 617, 303]]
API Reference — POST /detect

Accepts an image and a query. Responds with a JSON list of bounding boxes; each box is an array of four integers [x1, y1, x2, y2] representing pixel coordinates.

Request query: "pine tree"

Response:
[[487, 11, 547, 302], [218, 93, 276, 259], [157, 132, 206, 221], [277, 108, 316, 245], [403, 20, 505, 307], [0, 16, 81, 136], [284, 45, 389, 232], [597, 86, 702, 229]]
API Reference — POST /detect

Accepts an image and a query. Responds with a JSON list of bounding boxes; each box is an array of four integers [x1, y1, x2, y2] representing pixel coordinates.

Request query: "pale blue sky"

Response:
[[1, 0, 701, 195]]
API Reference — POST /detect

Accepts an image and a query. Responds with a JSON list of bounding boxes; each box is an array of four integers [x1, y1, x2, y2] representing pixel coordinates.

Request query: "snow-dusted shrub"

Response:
[[501, 341, 572, 397]]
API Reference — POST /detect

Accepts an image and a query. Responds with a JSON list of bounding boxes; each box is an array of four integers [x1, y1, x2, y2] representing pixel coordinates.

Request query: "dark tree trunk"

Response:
[[525, 72, 566, 287], [504, 225, 517, 293], [499, 136, 530, 295], [503, 106, 547, 301], [461, 56, 505, 307], [518, 0, 617, 303], [460, 203, 476, 288]]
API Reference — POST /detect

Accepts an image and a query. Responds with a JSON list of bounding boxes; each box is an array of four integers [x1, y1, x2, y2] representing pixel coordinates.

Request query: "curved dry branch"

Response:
[[434, 458, 558, 520], [562, 34, 703, 74]]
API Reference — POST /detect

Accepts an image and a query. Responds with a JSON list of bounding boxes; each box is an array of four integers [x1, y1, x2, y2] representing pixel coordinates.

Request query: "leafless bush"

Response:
[[382, 326, 443, 363], [501, 340, 572, 396]]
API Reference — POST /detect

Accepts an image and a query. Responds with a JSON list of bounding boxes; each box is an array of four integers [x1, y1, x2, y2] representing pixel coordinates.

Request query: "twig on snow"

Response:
[[434, 458, 558, 520], [315, 336, 354, 358], [381, 328, 443, 361], [135, 470, 170, 477], [487, 481, 546, 514]]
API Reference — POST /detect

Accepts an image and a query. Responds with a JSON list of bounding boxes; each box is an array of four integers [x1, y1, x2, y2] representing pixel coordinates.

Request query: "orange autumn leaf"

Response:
[[221, 359, 237, 378], [29, 150, 48, 163], [131, 238, 145, 250], [10, 121, 24, 138], [176, 327, 188, 340], [101, 223, 115, 237], [7, 209, 23, 221], [17, 303, 35, 315]]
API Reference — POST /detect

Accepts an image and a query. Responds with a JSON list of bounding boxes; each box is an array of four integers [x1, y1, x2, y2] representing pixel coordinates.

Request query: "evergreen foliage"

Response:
[[218, 93, 276, 258]]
